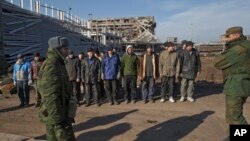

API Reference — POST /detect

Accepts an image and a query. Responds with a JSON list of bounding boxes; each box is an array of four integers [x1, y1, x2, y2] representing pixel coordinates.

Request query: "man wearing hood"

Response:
[[121, 45, 139, 104], [102, 46, 121, 105], [13, 53, 31, 107], [37, 36, 76, 141]]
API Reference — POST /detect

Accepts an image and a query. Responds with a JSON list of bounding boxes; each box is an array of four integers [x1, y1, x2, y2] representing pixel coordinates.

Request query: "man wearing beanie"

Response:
[[13, 53, 31, 107], [37, 36, 76, 141], [179, 41, 201, 102], [31, 52, 43, 107], [159, 42, 180, 103], [82, 47, 102, 107], [121, 45, 139, 104]]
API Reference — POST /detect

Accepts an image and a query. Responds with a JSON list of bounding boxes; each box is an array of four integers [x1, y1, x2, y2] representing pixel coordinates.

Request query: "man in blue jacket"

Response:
[[13, 53, 31, 107], [102, 46, 121, 105]]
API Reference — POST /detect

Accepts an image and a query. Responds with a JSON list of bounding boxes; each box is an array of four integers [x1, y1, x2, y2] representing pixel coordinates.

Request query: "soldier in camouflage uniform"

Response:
[[215, 26, 250, 126], [37, 36, 76, 141]]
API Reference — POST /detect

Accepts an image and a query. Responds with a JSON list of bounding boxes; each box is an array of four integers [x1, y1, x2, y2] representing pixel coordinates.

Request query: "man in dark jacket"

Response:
[[76, 52, 85, 104], [121, 45, 139, 104], [37, 36, 76, 141], [95, 48, 105, 98], [31, 52, 43, 107], [215, 26, 250, 126], [82, 48, 101, 107], [176, 40, 187, 57], [139, 45, 159, 103], [102, 46, 120, 105], [66, 51, 79, 104], [179, 41, 201, 102]]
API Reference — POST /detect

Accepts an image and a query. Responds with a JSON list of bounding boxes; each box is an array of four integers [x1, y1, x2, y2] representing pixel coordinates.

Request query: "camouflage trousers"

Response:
[[46, 122, 75, 141], [225, 95, 248, 125]]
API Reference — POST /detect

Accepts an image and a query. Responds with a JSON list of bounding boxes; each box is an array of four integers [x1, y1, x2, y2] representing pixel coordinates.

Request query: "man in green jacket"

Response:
[[37, 36, 76, 141], [214, 26, 250, 126], [121, 45, 139, 104]]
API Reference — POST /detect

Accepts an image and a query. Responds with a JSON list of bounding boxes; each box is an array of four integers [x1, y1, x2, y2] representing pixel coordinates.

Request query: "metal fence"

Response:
[[4, 0, 89, 28]]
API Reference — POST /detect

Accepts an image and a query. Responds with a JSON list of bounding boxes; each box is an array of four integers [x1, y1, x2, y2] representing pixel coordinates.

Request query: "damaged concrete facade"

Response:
[[89, 16, 158, 44]]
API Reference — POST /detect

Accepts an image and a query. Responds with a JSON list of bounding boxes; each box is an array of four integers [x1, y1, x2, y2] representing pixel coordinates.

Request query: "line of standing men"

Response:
[[68, 40, 201, 107], [139, 40, 201, 104], [12, 36, 201, 141], [13, 40, 201, 109]]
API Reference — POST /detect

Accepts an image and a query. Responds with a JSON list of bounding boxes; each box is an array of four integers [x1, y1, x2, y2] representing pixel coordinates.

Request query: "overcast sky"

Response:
[[17, 0, 250, 43]]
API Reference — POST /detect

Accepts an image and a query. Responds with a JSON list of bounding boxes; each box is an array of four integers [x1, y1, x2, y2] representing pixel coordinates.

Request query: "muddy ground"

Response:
[[1, 82, 250, 141]]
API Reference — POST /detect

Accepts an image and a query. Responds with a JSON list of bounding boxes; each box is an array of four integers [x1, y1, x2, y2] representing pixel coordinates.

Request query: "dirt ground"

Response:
[[1, 82, 250, 141]]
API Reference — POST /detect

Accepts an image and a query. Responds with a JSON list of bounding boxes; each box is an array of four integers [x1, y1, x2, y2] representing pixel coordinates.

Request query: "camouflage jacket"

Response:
[[37, 48, 72, 125], [214, 36, 250, 96]]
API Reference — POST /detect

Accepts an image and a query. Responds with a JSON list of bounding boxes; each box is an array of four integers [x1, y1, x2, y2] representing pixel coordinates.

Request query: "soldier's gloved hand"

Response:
[[28, 80, 33, 85]]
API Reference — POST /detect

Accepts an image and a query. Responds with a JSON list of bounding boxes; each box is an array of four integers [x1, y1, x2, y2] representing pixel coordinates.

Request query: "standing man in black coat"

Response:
[[179, 41, 201, 102], [82, 48, 101, 107], [76, 52, 85, 105]]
